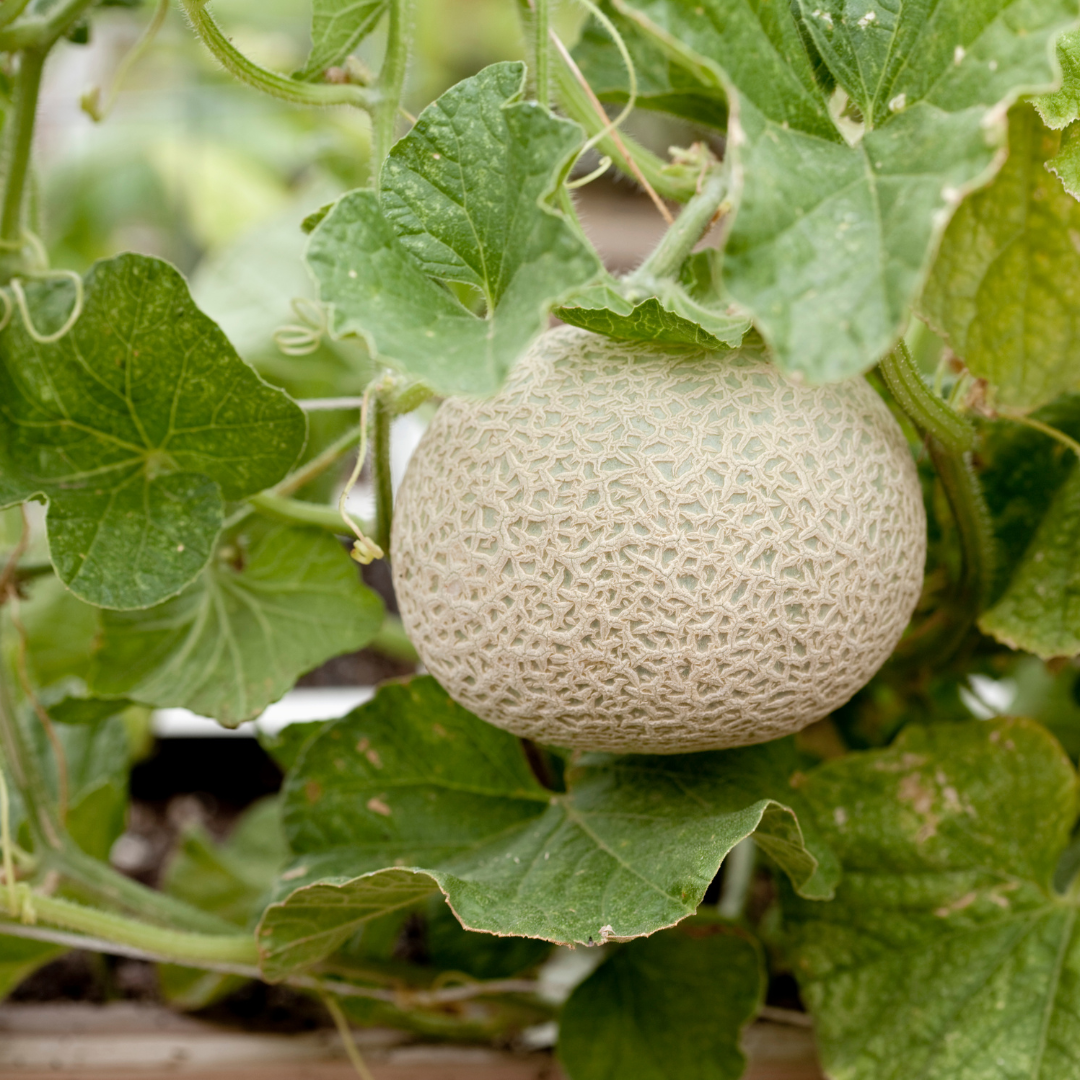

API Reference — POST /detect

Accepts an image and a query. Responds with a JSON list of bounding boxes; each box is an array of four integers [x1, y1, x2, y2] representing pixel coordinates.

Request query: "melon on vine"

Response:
[[392, 328, 925, 753]]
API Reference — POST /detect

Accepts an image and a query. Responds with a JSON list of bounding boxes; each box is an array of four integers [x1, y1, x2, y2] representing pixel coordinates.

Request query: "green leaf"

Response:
[[556, 255, 751, 347], [0, 255, 306, 609], [976, 395, 1080, 657], [1036, 27, 1080, 128], [920, 106, 1080, 411], [295, 0, 387, 81], [90, 524, 383, 727], [571, 2, 728, 128], [980, 467, 1080, 658], [785, 717, 1080, 1080], [308, 63, 602, 397], [256, 677, 836, 980], [558, 918, 763, 1080], [616, 0, 1077, 384]]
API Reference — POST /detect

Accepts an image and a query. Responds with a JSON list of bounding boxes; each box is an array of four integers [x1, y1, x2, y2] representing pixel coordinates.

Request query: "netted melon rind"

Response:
[[392, 328, 926, 753]]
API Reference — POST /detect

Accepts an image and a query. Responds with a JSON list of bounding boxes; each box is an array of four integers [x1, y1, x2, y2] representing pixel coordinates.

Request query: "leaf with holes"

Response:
[[785, 717, 1080, 1080], [89, 523, 383, 727], [307, 62, 602, 397], [0, 255, 306, 609], [614, 0, 1078, 384], [256, 676, 836, 980]]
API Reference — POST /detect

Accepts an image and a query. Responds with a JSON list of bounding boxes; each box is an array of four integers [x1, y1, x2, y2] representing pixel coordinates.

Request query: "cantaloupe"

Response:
[[392, 328, 925, 753]]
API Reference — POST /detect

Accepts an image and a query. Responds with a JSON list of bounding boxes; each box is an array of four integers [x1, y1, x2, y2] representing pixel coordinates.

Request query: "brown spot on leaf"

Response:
[[367, 796, 392, 816], [304, 780, 322, 804]]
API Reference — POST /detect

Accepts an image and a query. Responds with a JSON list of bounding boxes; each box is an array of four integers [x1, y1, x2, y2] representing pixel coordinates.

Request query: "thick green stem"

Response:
[[880, 342, 995, 654], [371, 397, 394, 555], [179, 0, 378, 110], [628, 169, 728, 287], [371, 0, 413, 185], [0, 47, 46, 277], [248, 492, 371, 536], [928, 438, 996, 619], [4, 887, 258, 967], [553, 61, 695, 203], [879, 341, 974, 455]]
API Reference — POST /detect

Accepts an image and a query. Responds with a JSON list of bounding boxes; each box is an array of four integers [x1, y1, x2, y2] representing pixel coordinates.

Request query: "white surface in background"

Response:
[[961, 675, 1018, 720], [152, 687, 374, 739], [343, 413, 427, 521]]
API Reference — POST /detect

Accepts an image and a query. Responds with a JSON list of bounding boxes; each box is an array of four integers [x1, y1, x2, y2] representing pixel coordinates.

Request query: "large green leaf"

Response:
[[977, 395, 1080, 657], [295, 0, 387, 81], [785, 717, 1080, 1080], [615, 0, 1077, 384], [558, 918, 763, 1080], [90, 524, 383, 727], [920, 106, 1080, 411], [307, 63, 602, 397], [256, 677, 836, 980], [572, 2, 728, 128], [0, 255, 306, 609]]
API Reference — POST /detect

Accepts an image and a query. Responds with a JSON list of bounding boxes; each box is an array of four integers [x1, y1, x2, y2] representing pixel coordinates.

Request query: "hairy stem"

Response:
[[879, 341, 974, 455], [179, 0, 378, 110], [0, 47, 46, 275], [371, 396, 394, 555], [628, 168, 728, 287], [927, 438, 996, 622], [371, 0, 414, 185], [880, 342, 995, 653], [3, 887, 258, 966]]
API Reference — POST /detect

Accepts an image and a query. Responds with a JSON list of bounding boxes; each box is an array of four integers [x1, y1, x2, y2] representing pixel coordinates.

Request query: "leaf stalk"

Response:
[[371, 0, 414, 184], [628, 168, 727, 288], [0, 47, 46, 280], [178, 0, 379, 111]]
